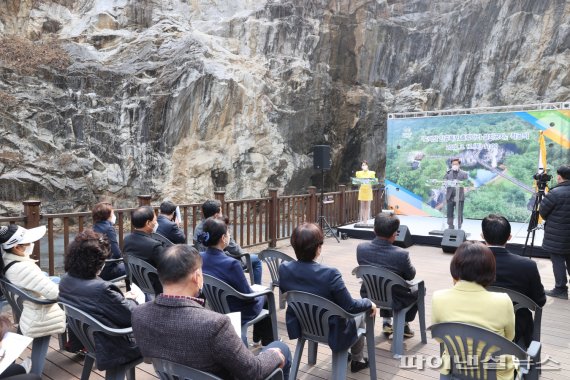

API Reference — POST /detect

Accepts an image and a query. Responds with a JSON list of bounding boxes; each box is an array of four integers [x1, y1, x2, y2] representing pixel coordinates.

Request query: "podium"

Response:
[[351, 178, 380, 186], [426, 179, 469, 235]]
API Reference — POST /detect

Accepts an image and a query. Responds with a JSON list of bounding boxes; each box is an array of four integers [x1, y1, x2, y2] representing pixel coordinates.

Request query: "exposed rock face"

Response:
[[0, 0, 568, 213]]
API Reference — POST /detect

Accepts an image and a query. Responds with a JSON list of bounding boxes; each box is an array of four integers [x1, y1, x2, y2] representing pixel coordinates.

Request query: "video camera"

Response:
[[533, 171, 552, 191]]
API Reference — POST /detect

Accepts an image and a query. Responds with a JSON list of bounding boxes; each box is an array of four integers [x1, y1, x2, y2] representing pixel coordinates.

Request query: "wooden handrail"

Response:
[[0, 185, 384, 275]]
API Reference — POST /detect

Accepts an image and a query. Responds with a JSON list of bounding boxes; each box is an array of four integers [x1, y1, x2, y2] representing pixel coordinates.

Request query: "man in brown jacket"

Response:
[[131, 244, 290, 380]]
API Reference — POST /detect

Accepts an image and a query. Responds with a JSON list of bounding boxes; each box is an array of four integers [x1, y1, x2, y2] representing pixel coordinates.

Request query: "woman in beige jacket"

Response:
[[0, 225, 66, 338]]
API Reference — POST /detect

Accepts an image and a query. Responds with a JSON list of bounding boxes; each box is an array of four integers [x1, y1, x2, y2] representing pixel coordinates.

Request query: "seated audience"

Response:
[[0, 314, 40, 380], [92, 202, 127, 284], [356, 212, 418, 338], [156, 200, 186, 244], [482, 214, 546, 346], [197, 217, 273, 346], [0, 225, 66, 339], [194, 199, 263, 284], [132, 245, 290, 380], [59, 230, 142, 370], [432, 241, 515, 380], [279, 223, 376, 373], [123, 206, 170, 294]]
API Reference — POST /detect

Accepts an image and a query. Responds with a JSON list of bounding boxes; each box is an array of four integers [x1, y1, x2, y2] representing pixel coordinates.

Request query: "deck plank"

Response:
[[6, 237, 569, 379]]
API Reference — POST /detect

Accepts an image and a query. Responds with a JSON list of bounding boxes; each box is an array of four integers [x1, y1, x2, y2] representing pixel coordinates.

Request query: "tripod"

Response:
[[317, 169, 340, 243], [523, 188, 546, 258]]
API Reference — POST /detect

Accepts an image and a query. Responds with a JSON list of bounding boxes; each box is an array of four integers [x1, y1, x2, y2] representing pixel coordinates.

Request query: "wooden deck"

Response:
[[11, 237, 570, 379]]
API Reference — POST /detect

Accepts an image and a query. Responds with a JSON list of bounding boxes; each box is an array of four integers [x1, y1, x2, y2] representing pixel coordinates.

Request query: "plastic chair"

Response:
[[59, 302, 143, 380], [486, 286, 542, 345], [285, 291, 377, 380], [224, 250, 255, 285], [151, 357, 283, 380], [429, 322, 541, 380], [102, 258, 128, 283], [352, 265, 427, 357], [257, 249, 294, 309], [487, 286, 543, 372], [126, 256, 159, 298], [201, 274, 278, 346], [0, 278, 58, 376]]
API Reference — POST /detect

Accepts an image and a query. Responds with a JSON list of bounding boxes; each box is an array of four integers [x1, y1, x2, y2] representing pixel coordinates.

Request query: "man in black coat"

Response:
[[123, 206, 170, 295], [356, 212, 417, 338], [156, 200, 186, 244], [481, 214, 546, 346], [443, 158, 469, 229], [540, 165, 570, 299]]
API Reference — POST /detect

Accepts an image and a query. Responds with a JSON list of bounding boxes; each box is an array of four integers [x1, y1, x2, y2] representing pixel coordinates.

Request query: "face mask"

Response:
[[23, 243, 34, 257], [452, 164, 459, 171], [152, 221, 159, 233], [110, 213, 117, 225]]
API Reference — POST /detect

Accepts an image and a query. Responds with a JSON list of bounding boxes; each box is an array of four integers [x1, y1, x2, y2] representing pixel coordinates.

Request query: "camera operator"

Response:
[[539, 165, 570, 300]]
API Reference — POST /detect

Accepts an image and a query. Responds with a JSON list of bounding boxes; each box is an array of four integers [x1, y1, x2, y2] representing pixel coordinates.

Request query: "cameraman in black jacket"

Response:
[[540, 165, 570, 299]]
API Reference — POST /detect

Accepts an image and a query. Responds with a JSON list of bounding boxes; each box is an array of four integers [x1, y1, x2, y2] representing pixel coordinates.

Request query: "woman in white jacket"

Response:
[[0, 225, 66, 338]]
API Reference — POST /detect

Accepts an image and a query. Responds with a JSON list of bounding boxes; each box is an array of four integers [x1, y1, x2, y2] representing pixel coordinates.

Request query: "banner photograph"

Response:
[[385, 108, 570, 223]]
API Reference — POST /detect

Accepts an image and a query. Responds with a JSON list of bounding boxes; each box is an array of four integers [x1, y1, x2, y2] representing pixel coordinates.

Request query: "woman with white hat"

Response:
[[0, 225, 66, 339]]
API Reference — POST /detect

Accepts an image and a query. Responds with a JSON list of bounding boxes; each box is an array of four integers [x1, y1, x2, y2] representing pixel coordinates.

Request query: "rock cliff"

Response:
[[0, 0, 568, 212]]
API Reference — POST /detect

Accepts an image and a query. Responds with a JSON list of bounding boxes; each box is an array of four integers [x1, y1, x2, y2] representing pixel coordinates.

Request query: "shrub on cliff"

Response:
[[0, 36, 70, 75]]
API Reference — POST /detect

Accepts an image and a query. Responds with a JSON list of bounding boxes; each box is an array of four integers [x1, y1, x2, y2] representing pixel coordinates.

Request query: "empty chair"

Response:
[[258, 249, 294, 309], [0, 278, 61, 376], [353, 265, 427, 357], [285, 291, 377, 380], [430, 322, 541, 380], [60, 302, 143, 380], [126, 255, 159, 298], [201, 274, 278, 345], [151, 358, 283, 380]]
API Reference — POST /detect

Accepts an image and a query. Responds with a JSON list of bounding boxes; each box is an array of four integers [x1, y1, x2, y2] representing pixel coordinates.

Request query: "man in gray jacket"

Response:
[[356, 212, 418, 337], [131, 244, 290, 380], [540, 165, 570, 299]]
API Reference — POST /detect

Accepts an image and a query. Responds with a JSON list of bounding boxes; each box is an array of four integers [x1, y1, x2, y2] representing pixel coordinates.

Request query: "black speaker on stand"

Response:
[[313, 145, 331, 170], [441, 229, 466, 253], [312, 145, 339, 243]]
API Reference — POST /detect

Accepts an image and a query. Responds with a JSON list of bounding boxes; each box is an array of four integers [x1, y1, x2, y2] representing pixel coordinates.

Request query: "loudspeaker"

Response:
[[394, 225, 413, 248], [441, 229, 466, 253], [313, 145, 331, 170]]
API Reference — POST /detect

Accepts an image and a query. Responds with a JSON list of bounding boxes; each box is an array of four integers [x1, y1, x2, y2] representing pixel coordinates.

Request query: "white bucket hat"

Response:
[[0, 225, 47, 250]]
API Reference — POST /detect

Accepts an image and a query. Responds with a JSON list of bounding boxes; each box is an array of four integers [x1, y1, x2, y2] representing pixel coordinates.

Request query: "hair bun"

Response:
[[197, 232, 210, 244]]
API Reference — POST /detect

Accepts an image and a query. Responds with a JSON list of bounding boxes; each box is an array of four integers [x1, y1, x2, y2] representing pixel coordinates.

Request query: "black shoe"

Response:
[[350, 358, 369, 373], [546, 288, 568, 299], [404, 323, 415, 338], [382, 322, 393, 338]]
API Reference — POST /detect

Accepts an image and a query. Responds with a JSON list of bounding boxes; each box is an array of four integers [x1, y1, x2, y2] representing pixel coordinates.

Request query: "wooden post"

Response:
[[22, 200, 41, 263], [268, 189, 278, 248], [338, 184, 346, 226], [307, 186, 317, 223], [214, 190, 226, 218]]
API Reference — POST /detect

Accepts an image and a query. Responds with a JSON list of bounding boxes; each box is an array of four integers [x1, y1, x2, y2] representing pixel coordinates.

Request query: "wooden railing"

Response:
[[0, 186, 383, 275]]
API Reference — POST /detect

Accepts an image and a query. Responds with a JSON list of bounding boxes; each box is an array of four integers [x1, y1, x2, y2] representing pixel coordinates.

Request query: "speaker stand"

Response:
[[318, 169, 340, 243]]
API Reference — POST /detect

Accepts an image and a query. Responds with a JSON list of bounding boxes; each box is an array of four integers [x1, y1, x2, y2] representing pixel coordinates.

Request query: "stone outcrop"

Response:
[[0, 0, 568, 213]]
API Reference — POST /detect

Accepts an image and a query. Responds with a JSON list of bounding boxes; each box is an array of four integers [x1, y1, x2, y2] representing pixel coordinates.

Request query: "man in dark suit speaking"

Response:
[[482, 214, 546, 346], [444, 158, 469, 230], [356, 212, 418, 338]]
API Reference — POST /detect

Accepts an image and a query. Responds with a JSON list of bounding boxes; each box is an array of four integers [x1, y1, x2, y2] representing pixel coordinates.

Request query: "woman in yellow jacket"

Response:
[[432, 241, 515, 380], [355, 161, 375, 222]]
